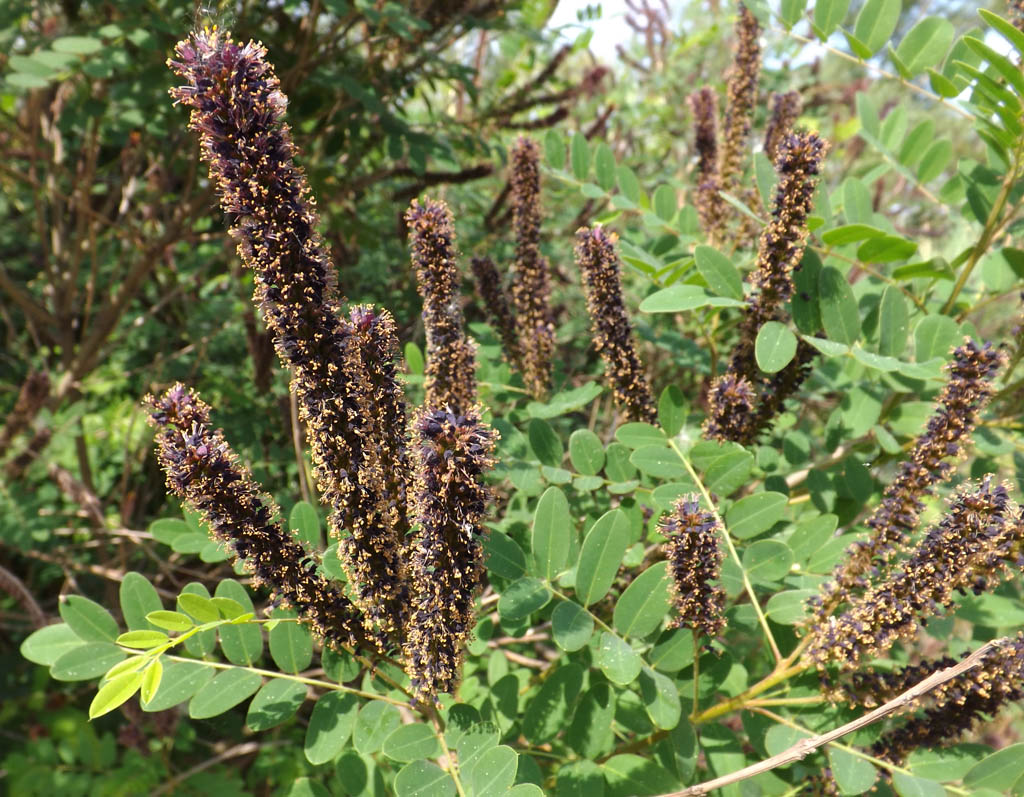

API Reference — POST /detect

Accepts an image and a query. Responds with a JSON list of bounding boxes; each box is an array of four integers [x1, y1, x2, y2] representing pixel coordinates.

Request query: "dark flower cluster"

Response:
[[763, 91, 802, 163], [704, 132, 827, 444], [872, 633, 1024, 763], [719, 3, 761, 195], [331, 306, 413, 640], [661, 496, 726, 642], [574, 226, 657, 424], [169, 31, 413, 642], [807, 478, 1022, 669], [406, 198, 478, 415], [689, 87, 726, 242], [509, 136, 555, 399], [404, 407, 497, 704], [837, 656, 956, 709], [145, 383, 368, 652], [168, 31, 500, 697], [812, 340, 1007, 618], [470, 255, 523, 375]]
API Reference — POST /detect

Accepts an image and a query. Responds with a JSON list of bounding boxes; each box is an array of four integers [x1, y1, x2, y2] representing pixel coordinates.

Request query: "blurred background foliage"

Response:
[[3, 0, 1023, 794]]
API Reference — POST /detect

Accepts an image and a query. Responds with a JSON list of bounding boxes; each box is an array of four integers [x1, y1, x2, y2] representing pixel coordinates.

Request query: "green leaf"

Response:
[[215, 580, 263, 665], [617, 165, 642, 203], [285, 779, 330, 797], [653, 184, 677, 221], [483, 531, 527, 579], [742, 540, 794, 583], [60, 595, 119, 642], [119, 572, 163, 631], [917, 139, 952, 182], [601, 755, 679, 797], [828, 747, 878, 794], [141, 659, 213, 711], [527, 381, 604, 419], [189, 668, 262, 719], [630, 445, 688, 479], [963, 35, 1024, 96], [116, 630, 169, 649], [52, 35, 103, 54], [289, 501, 321, 549], [20, 623, 85, 666], [566, 684, 616, 759], [703, 450, 754, 497], [596, 632, 642, 685], [6, 72, 51, 89], [895, 17, 954, 77], [613, 561, 671, 638], [532, 486, 571, 581], [818, 266, 860, 344], [891, 772, 946, 797], [145, 610, 193, 632], [755, 322, 798, 373], [638, 668, 681, 730], [405, 341, 424, 374], [780, 0, 807, 28], [557, 761, 605, 797], [51, 642, 125, 681], [394, 761, 455, 797], [842, 177, 873, 224], [498, 578, 551, 622], [527, 418, 562, 466], [570, 132, 589, 180], [658, 385, 687, 436], [857, 235, 917, 263], [594, 143, 616, 191], [467, 745, 518, 795], [979, 9, 1024, 58], [305, 691, 359, 764], [90, 669, 144, 718], [963, 744, 1024, 790], [615, 422, 666, 449], [814, 0, 850, 37], [269, 610, 313, 673], [914, 314, 959, 361], [576, 510, 631, 605], [878, 285, 909, 357], [694, 245, 743, 300], [457, 722, 500, 771], [569, 429, 605, 475], [382, 724, 442, 763], [544, 129, 565, 170], [853, 0, 901, 55], [639, 284, 745, 313], [247, 678, 307, 731], [820, 224, 885, 246], [552, 600, 595, 652], [726, 492, 788, 539], [177, 591, 221, 624], [764, 589, 816, 625], [140, 658, 163, 704]]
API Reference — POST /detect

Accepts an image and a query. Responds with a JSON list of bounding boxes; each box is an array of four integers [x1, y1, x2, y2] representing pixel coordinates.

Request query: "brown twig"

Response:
[[662, 638, 1005, 796]]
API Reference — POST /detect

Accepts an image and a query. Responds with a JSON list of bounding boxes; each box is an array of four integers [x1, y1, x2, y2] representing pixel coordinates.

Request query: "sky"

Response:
[[546, 1, 675, 58]]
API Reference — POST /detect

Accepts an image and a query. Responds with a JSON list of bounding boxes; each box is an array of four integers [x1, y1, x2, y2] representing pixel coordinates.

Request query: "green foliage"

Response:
[[6, 0, 1024, 794]]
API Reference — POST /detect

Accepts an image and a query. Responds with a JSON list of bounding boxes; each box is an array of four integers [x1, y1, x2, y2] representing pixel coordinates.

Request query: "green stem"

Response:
[[942, 136, 1024, 315], [668, 438, 783, 663], [161, 653, 410, 707]]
